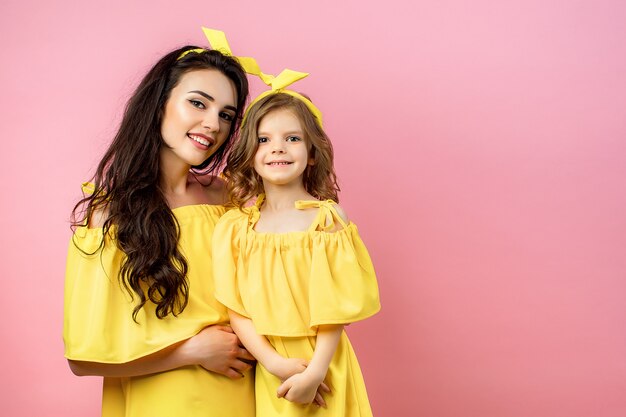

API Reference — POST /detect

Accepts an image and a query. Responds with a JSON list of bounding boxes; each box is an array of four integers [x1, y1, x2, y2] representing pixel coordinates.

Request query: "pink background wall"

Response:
[[1, 1, 625, 415]]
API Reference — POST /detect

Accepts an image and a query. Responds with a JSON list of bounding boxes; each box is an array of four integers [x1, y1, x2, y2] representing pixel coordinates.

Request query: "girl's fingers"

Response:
[[319, 382, 331, 393], [314, 392, 327, 408], [276, 380, 291, 398]]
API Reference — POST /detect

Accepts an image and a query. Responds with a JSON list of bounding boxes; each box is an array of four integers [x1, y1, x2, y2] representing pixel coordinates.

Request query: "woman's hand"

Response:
[[180, 325, 255, 379], [67, 325, 254, 379]]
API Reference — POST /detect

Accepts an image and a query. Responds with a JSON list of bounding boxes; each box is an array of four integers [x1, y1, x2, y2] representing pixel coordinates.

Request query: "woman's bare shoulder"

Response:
[[88, 205, 109, 228]]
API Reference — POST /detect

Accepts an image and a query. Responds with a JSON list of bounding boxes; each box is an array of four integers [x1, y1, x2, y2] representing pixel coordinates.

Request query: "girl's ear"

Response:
[[308, 157, 316, 166]]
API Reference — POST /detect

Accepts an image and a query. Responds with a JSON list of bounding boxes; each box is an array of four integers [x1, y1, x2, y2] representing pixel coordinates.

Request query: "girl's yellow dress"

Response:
[[213, 197, 380, 416], [63, 201, 255, 417]]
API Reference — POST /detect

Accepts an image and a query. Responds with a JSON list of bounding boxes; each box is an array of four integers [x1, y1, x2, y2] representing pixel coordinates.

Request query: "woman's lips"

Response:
[[188, 133, 215, 149]]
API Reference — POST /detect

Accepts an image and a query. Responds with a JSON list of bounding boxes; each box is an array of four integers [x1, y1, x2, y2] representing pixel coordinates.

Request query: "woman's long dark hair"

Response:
[[71, 46, 249, 320]]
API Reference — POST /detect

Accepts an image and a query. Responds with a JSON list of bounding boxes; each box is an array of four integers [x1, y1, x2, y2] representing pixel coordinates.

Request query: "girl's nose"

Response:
[[271, 142, 286, 153]]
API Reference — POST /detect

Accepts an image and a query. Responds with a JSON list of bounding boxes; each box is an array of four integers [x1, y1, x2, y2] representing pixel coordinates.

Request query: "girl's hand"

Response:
[[269, 357, 331, 407], [180, 325, 255, 379], [269, 357, 308, 381], [313, 382, 331, 408], [276, 372, 328, 406]]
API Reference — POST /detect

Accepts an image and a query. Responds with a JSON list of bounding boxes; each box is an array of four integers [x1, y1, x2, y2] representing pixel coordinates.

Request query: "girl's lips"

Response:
[[267, 161, 293, 165]]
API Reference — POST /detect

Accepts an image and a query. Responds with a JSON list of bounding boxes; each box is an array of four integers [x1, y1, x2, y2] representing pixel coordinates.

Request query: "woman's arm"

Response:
[[276, 324, 343, 405], [68, 325, 254, 379]]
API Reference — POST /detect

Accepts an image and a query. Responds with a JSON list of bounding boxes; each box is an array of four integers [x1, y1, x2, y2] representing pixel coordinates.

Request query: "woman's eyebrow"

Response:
[[188, 90, 237, 112]]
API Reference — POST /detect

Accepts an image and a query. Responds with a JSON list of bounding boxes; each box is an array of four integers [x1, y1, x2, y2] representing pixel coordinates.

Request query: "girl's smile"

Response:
[[266, 160, 293, 166]]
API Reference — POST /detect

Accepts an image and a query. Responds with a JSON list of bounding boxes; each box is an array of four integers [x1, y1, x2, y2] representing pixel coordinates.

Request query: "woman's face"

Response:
[[160, 69, 238, 167]]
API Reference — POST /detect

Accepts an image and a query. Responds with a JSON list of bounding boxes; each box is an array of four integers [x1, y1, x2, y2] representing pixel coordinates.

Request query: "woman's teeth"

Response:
[[189, 134, 210, 146]]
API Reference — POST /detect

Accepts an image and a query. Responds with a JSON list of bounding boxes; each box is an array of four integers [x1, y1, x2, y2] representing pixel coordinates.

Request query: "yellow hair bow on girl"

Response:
[[242, 58, 324, 127], [180, 27, 323, 127]]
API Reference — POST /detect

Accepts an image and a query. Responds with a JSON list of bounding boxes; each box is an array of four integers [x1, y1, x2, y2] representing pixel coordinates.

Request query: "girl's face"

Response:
[[253, 108, 314, 188], [160, 69, 238, 167]]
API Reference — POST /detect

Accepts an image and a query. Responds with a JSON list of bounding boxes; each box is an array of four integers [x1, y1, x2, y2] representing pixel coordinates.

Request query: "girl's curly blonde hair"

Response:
[[224, 92, 340, 208]]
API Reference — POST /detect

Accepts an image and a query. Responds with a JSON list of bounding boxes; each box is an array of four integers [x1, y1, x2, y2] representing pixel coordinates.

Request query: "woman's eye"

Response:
[[286, 136, 301, 142], [258, 137, 268, 143], [220, 112, 234, 122], [189, 99, 205, 109]]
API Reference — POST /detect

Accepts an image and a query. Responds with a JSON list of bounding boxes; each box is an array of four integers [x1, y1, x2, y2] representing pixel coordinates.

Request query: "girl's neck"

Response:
[[262, 182, 315, 211]]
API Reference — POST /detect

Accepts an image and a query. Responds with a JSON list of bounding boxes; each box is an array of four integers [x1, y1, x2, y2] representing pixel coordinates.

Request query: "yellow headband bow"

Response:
[[242, 59, 323, 128], [179, 27, 323, 127], [177, 27, 259, 76]]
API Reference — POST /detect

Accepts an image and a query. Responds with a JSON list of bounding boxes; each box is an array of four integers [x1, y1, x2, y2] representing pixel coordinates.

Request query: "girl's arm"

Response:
[[68, 325, 253, 379], [276, 324, 343, 405], [228, 310, 308, 380], [229, 310, 331, 407]]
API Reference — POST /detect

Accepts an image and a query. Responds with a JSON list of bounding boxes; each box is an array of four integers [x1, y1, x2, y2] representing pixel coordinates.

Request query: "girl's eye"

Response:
[[286, 136, 302, 142], [258, 137, 268, 143], [220, 112, 234, 122], [189, 99, 205, 109]]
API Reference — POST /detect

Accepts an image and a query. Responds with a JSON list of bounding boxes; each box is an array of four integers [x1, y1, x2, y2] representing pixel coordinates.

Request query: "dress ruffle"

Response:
[[63, 204, 229, 363], [213, 200, 380, 337]]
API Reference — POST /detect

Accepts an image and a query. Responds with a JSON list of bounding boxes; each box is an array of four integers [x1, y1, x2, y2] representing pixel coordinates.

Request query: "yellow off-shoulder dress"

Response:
[[63, 201, 255, 417], [213, 196, 380, 417]]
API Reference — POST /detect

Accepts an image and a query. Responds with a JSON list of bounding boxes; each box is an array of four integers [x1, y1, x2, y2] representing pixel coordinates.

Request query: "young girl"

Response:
[[64, 29, 256, 416], [213, 73, 381, 416]]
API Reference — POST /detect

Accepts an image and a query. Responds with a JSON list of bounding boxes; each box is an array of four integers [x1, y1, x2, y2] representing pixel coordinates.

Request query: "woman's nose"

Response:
[[202, 111, 220, 133]]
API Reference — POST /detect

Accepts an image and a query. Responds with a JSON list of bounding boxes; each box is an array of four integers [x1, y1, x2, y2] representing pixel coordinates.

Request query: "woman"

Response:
[[63, 35, 255, 416]]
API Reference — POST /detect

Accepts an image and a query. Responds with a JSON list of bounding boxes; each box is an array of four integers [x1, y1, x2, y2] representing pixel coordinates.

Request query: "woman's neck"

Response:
[[159, 150, 192, 198]]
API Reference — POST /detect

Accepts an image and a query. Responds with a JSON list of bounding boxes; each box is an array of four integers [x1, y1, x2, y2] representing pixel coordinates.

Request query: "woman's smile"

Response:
[[188, 133, 215, 149]]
